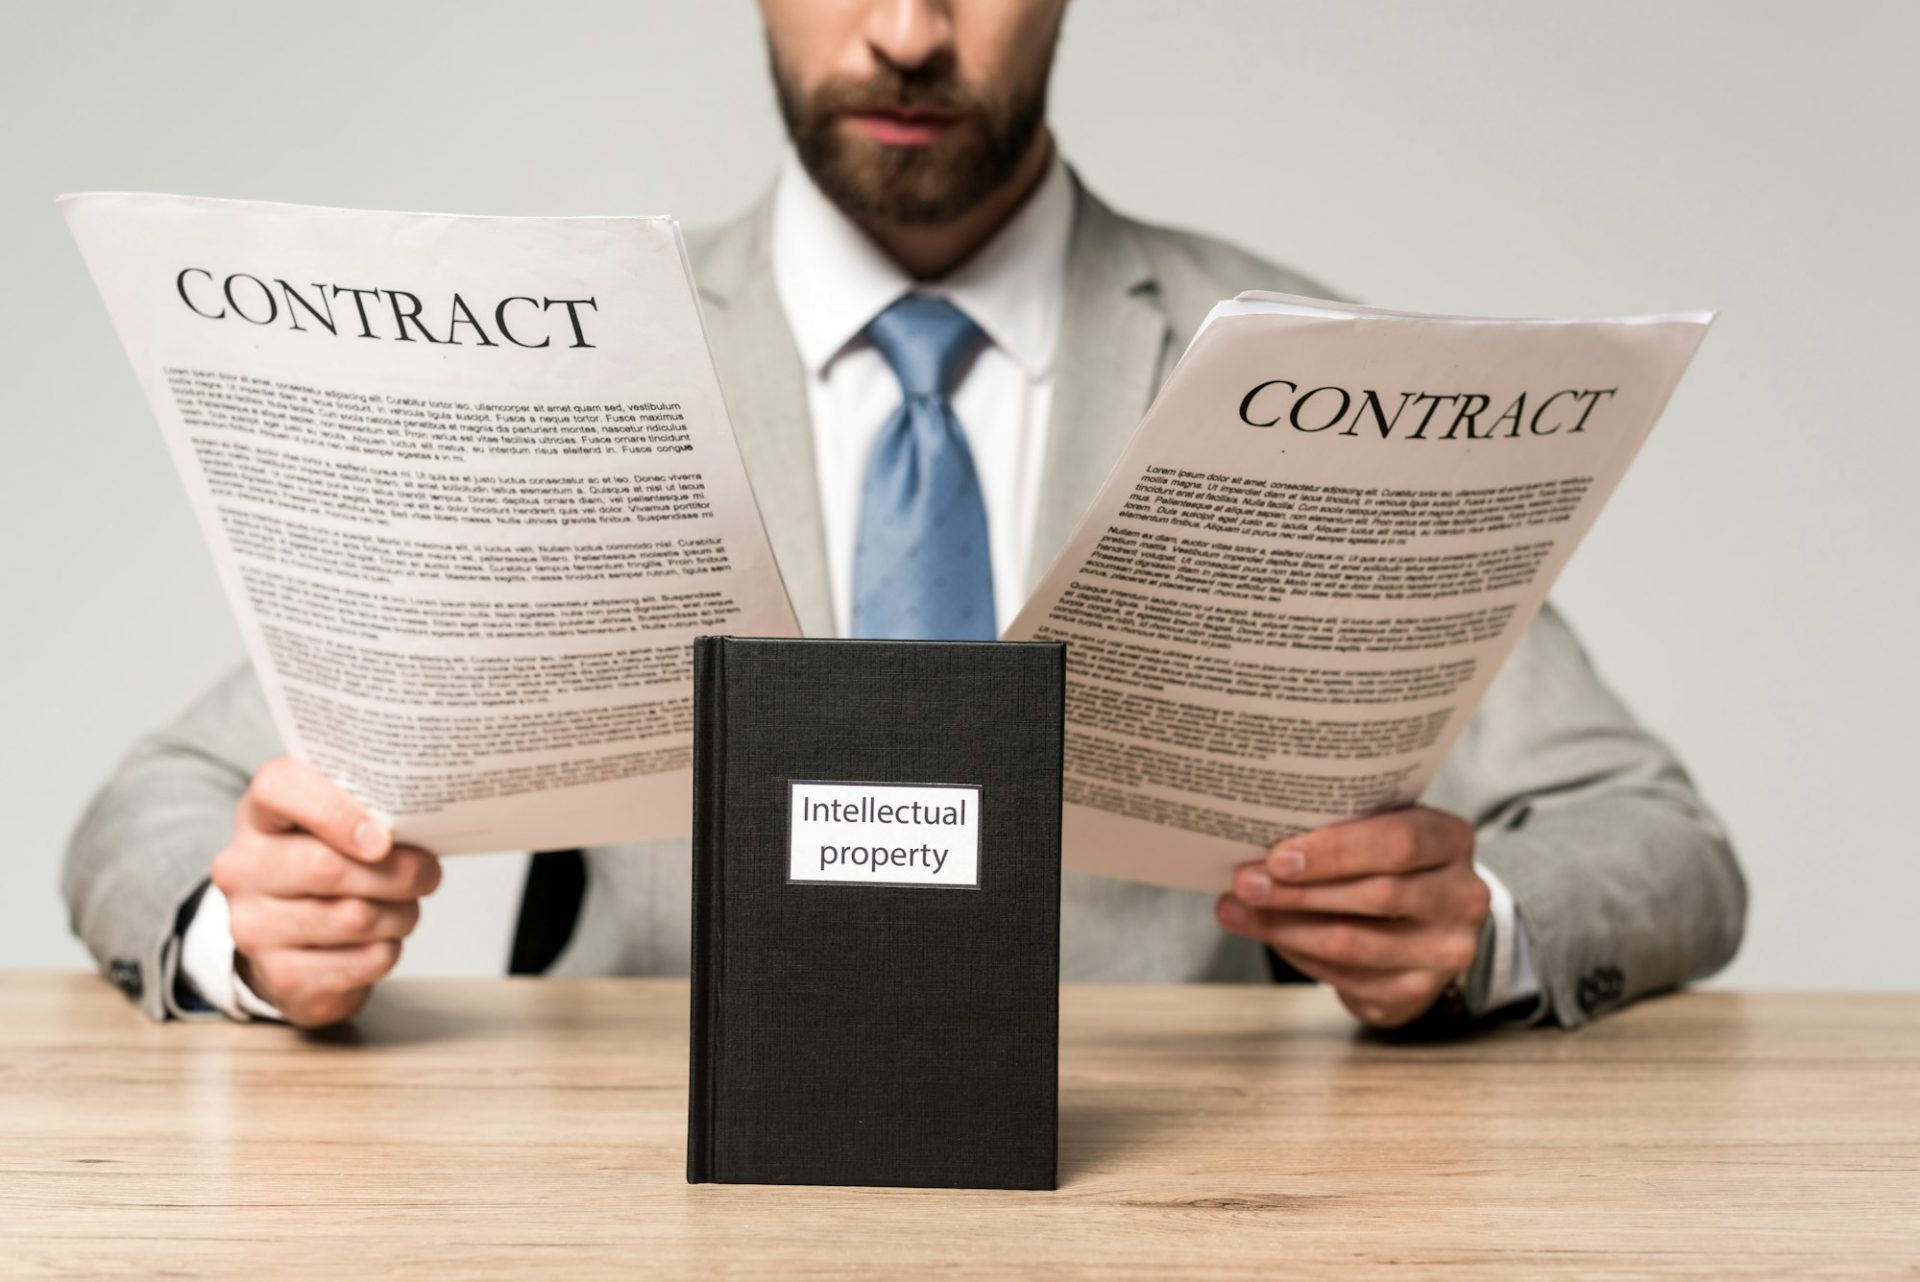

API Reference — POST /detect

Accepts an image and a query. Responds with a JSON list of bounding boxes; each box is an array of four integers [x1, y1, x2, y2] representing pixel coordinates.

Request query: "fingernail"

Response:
[[1219, 899, 1249, 928], [1271, 847, 1308, 880], [353, 819, 389, 858], [1235, 869, 1272, 903]]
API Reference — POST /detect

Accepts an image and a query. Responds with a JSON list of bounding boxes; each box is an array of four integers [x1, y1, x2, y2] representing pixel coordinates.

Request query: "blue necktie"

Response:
[[851, 295, 996, 641]]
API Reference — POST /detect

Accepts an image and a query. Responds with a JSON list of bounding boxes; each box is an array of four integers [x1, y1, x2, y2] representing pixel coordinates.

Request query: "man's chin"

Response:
[[808, 145, 975, 224], [796, 103, 1041, 228]]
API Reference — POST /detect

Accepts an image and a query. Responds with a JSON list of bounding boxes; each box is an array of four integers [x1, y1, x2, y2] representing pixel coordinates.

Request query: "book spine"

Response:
[[686, 635, 727, 1183]]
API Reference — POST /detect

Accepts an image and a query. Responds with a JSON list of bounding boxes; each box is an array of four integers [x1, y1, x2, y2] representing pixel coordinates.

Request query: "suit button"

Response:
[[107, 958, 143, 1001], [1577, 964, 1625, 1014]]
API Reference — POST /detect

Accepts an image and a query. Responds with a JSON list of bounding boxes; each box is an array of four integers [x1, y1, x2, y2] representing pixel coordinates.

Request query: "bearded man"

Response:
[[65, 0, 1745, 1034]]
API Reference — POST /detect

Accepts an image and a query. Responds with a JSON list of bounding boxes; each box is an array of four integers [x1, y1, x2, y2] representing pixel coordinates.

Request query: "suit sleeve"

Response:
[[1424, 602, 1747, 1029], [62, 663, 283, 1021]]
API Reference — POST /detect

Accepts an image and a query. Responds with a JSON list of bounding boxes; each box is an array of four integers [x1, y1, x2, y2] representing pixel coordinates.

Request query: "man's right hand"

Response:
[[210, 757, 440, 1028]]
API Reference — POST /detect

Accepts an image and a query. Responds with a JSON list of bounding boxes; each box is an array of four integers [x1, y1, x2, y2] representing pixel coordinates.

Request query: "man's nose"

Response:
[[863, 0, 955, 74]]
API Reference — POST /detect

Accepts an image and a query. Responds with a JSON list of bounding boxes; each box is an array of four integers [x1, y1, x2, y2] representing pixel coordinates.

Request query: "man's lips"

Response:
[[842, 109, 960, 147]]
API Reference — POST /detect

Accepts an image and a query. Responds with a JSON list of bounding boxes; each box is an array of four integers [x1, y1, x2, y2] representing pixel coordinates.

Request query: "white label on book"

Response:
[[788, 781, 982, 888]]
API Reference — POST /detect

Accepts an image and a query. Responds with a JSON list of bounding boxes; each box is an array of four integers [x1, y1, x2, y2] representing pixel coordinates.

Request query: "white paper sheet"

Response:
[[62, 193, 799, 853], [1003, 292, 1712, 891]]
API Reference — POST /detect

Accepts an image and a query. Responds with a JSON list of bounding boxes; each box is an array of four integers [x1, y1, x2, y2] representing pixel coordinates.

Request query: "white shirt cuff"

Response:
[[179, 883, 285, 1022], [1472, 863, 1541, 1016]]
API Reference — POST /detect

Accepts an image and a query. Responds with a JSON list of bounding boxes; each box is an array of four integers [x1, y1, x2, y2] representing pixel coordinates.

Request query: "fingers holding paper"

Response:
[[211, 756, 441, 1028], [1214, 806, 1491, 1029]]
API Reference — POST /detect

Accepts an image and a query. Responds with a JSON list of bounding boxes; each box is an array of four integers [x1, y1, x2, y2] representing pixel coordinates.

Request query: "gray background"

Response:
[[3, 1, 1914, 987]]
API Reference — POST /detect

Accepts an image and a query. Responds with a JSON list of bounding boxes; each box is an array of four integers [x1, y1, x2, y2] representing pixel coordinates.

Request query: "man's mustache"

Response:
[[806, 74, 984, 120]]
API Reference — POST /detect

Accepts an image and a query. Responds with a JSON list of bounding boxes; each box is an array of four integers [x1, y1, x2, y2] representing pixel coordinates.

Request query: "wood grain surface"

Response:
[[3, 974, 1916, 1279]]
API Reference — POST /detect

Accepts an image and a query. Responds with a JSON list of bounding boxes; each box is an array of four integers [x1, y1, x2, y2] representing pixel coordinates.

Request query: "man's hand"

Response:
[[209, 757, 441, 1028], [1214, 806, 1490, 1029]]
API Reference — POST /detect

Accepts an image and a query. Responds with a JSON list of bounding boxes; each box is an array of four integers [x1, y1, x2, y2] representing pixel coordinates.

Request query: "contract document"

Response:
[[62, 193, 799, 853], [1002, 292, 1711, 891]]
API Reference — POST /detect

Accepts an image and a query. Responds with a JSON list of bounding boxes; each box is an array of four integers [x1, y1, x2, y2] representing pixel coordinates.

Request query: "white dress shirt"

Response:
[[179, 151, 1537, 1021], [771, 151, 1070, 636], [177, 879, 282, 1020]]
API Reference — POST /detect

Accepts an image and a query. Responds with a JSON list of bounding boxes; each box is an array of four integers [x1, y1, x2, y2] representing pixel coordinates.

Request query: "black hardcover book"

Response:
[[687, 636, 1064, 1191]]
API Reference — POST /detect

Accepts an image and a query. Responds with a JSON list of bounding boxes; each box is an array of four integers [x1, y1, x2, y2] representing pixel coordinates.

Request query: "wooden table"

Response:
[[4, 975, 1916, 1279]]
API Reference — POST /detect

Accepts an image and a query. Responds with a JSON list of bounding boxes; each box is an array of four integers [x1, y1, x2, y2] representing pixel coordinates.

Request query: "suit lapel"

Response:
[[688, 200, 837, 638], [1028, 178, 1172, 588], [693, 177, 1171, 625]]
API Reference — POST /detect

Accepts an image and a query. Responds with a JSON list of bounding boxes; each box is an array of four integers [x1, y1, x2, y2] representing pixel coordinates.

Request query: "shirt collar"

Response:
[[770, 147, 1073, 381]]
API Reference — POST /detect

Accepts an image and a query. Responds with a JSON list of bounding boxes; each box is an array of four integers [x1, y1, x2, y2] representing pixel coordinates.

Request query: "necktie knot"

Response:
[[865, 294, 984, 399]]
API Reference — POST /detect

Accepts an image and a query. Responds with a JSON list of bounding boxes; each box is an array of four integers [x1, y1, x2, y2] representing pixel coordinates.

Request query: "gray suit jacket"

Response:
[[64, 176, 1746, 1029]]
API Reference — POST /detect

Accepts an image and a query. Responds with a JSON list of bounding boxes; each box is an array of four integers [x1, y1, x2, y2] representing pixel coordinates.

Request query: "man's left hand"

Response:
[[1215, 805, 1490, 1029]]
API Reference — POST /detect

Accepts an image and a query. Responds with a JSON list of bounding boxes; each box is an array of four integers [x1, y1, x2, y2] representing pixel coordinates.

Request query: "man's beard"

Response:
[[772, 54, 1049, 227]]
